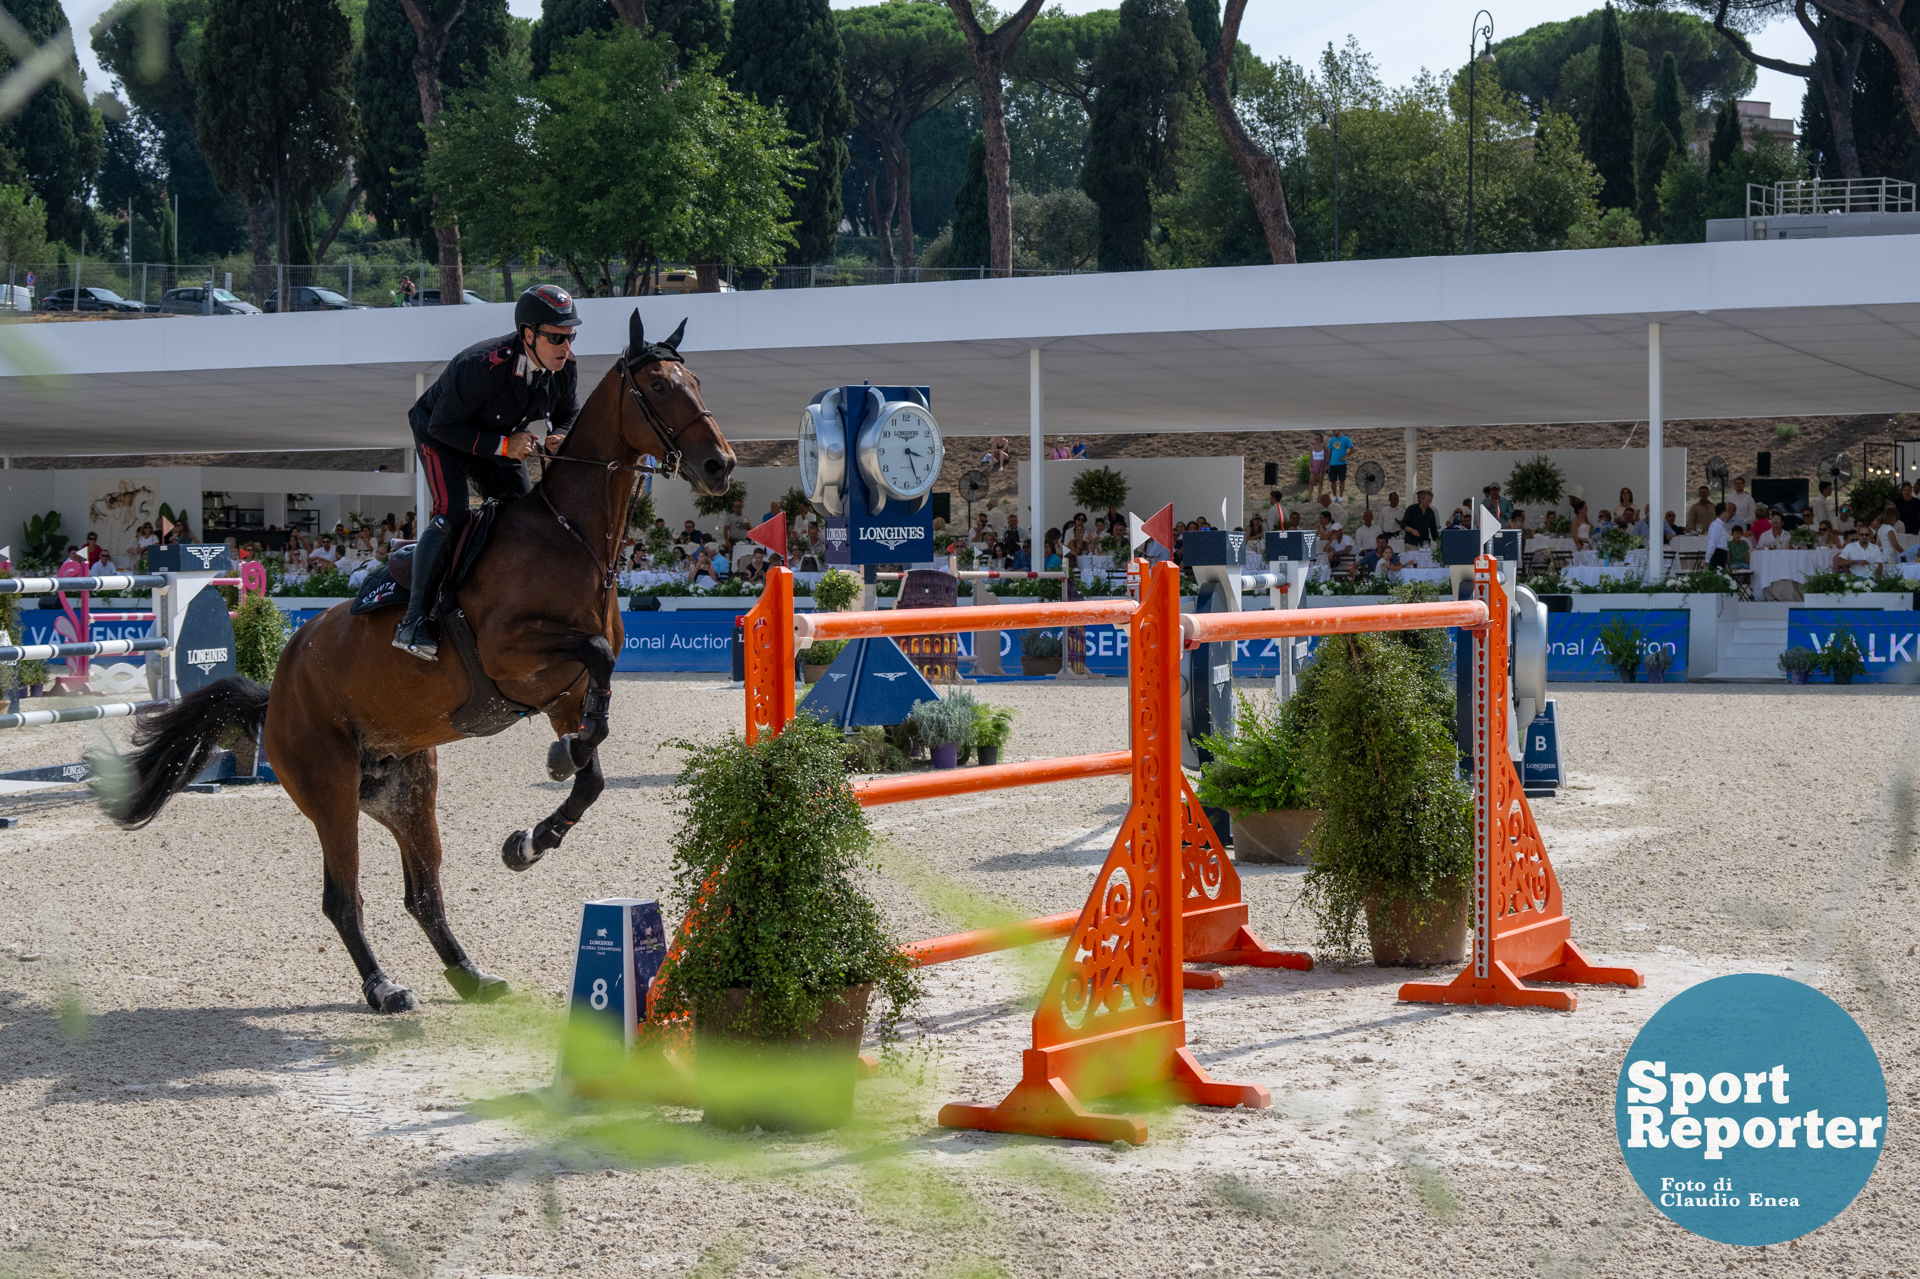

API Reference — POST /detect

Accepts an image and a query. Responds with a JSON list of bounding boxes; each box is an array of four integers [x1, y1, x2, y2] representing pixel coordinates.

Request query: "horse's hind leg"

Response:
[[504, 748, 604, 872], [361, 749, 509, 1003]]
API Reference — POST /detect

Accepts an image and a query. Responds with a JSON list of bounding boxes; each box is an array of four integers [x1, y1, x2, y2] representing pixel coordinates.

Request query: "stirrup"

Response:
[[393, 619, 438, 660]]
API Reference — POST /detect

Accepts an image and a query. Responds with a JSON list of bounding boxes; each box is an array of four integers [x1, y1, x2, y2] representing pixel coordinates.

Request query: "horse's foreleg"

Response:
[[504, 751, 604, 872], [545, 634, 616, 783]]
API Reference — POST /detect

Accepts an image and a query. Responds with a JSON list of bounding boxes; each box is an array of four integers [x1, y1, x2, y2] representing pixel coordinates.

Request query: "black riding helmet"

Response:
[[513, 283, 582, 336]]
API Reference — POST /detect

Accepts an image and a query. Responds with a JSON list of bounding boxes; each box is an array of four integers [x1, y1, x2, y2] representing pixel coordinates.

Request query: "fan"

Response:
[[961, 468, 989, 522], [1825, 451, 1853, 488], [1705, 455, 1731, 500], [1355, 459, 1386, 511]]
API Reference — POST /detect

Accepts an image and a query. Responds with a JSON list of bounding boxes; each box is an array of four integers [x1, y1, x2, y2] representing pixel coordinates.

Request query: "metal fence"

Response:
[[2, 259, 1089, 313], [1748, 177, 1918, 218]]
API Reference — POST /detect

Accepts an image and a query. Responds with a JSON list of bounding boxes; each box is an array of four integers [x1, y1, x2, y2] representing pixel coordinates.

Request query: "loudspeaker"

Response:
[[1263, 461, 1280, 486], [932, 492, 951, 522], [1757, 451, 1772, 477]]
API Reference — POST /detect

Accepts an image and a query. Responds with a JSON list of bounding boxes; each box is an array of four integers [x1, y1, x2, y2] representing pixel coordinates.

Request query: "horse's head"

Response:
[[616, 310, 736, 497]]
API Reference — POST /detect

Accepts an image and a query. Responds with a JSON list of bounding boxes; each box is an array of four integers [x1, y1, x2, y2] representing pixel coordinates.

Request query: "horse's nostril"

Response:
[[704, 458, 727, 479]]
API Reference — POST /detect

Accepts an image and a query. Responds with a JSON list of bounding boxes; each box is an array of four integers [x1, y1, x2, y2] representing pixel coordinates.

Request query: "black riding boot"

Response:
[[393, 519, 452, 660]]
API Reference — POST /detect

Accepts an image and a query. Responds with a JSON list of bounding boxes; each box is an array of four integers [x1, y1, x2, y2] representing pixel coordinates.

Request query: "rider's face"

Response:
[[525, 324, 576, 373]]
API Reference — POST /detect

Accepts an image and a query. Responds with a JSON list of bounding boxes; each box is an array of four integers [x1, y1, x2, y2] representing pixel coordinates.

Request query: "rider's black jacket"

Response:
[[407, 332, 581, 457]]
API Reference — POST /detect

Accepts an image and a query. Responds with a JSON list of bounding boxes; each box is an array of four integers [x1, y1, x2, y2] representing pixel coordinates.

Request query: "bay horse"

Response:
[[101, 309, 735, 1013]]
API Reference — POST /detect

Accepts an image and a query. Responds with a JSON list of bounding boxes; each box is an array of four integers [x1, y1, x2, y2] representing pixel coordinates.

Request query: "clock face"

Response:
[[872, 404, 943, 500], [798, 407, 820, 498], [797, 395, 848, 514]]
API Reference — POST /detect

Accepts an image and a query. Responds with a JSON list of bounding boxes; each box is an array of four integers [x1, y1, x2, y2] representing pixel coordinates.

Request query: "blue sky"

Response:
[[68, 0, 1813, 128]]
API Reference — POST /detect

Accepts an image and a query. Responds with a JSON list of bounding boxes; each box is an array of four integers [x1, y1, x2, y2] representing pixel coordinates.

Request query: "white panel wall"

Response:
[[646, 464, 806, 538], [1016, 456, 1245, 536], [1430, 448, 1688, 524]]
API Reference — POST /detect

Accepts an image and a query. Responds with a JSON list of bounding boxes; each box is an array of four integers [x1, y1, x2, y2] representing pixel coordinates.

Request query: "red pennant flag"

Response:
[[159, 515, 174, 538], [748, 512, 787, 559], [1140, 503, 1175, 553]]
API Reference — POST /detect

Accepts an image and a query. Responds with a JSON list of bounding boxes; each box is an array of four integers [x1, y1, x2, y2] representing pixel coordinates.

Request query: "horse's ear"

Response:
[[664, 318, 687, 352], [628, 308, 645, 354]]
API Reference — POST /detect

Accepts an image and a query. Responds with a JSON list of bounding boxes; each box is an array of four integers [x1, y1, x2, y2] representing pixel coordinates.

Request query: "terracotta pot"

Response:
[[802, 664, 831, 684], [931, 743, 959, 769], [1020, 655, 1062, 676], [1230, 808, 1321, 865], [696, 984, 871, 1132], [976, 744, 1000, 766], [1363, 880, 1469, 967]]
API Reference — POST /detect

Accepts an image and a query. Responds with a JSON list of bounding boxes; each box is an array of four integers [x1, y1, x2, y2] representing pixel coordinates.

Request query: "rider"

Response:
[[393, 284, 582, 658]]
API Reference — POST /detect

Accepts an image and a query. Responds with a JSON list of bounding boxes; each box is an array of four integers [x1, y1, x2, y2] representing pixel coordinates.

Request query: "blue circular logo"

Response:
[[1616, 974, 1886, 1245]]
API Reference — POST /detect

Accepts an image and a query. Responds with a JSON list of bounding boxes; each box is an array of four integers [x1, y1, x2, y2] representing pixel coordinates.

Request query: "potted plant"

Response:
[[1641, 646, 1673, 684], [1506, 454, 1565, 509], [1195, 693, 1318, 864], [908, 693, 975, 770], [17, 658, 48, 697], [1817, 624, 1867, 685], [1298, 631, 1473, 966], [1778, 646, 1818, 685], [1019, 628, 1063, 676], [1596, 614, 1645, 682], [972, 702, 1015, 766], [653, 715, 921, 1131], [801, 638, 847, 685], [810, 567, 861, 613], [1596, 527, 1638, 565], [1069, 465, 1129, 513]]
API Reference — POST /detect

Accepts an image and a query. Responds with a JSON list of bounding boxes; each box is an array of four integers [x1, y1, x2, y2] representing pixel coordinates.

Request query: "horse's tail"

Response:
[[93, 676, 271, 827]]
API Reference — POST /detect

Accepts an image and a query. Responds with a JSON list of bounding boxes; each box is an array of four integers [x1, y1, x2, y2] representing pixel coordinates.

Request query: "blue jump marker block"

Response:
[[561, 898, 668, 1072], [1523, 698, 1563, 793]]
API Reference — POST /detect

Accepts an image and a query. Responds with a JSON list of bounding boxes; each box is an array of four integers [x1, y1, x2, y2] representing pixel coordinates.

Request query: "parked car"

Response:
[[39, 286, 143, 313], [648, 269, 734, 294], [156, 286, 262, 316], [414, 288, 494, 306], [264, 285, 372, 313]]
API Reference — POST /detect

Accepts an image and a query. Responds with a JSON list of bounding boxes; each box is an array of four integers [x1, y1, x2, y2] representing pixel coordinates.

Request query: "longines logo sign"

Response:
[[857, 525, 925, 551], [186, 646, 230, 674], [186, 546, 223, 569]]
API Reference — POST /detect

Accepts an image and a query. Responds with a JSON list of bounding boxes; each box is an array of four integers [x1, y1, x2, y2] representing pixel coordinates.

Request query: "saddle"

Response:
[[351, 502, 545, 738]]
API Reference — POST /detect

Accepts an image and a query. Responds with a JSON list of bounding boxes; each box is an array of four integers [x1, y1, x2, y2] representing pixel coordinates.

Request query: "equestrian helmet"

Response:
[[514, 283, 582, 332]]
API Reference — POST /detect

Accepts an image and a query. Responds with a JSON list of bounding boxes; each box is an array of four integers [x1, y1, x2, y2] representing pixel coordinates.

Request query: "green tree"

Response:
[[947, 131, 989, 270], [1637, 51, 1685, 237], [1492, 6, 1753, 117], [355, 0, 513, 256], [92, 0, 251, 260], [194, 0, 354, 301], [0, 0, 104, 246], [724, 0, 852, 264], [1185, 0, 1219, 66], [531, 0, 724, 76], [0, 185, 49, 285], [1586, 3, 1637, 212], [1080, 0, 1201, 271], [421, 62, 540, 292], [1707, 95, 1741, 174], [837, 2, 971, 267], [942, 0, 1050, 275], [1657, 150, 1707, 242]]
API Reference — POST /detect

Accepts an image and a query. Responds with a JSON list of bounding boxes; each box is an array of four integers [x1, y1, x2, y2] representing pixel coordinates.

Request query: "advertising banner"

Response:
[[1788, 609, 1920, 683], [1544, 609, 1690, 681]]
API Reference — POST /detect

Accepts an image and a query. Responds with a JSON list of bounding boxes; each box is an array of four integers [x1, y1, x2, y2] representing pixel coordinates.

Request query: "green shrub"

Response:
[[232, 592, 290, 684], [273, 566, 353, 597], [1298, 632, 1473, 957], [1526, 570, 1575, 595], [16, 658, 48, 689], [1642, 646, 1673, 674], [1777, 646, 1818, 674], [653, 715, 921, 1043], [842, 725, 908, 773], [1846, 475, 1899, 524], [811, 568, 861, 612], [1543, 512, 1573, 536], [1671, 567, 1736, 594], [1592, 573, 1650, 593], [1597, 527, 1640, 562], [1802, 570, 1865, 595], [1506, 454, 1565, 507], [21, 511, 67, 569], [1068, 465, 1129, 512], [908, 692, 976, 749], [972, 702, 1016, 750], [1816, 623, 1866, 679], [692, 479, 750, 518], [1019, 628, 1063, 659], [1294, 454, 1311, 486], [1194, 693, 1309, 813], [806, 638, 848, 666], [1596, 614, 1645, 679], [1787, 525, 1818, 549], [1773, 422, 1800, 441]]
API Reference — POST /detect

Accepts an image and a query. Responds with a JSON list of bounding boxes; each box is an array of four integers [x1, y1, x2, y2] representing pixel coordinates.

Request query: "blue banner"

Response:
[[1790, 609, 1920, 683], [1544, 610, 1689, 682]]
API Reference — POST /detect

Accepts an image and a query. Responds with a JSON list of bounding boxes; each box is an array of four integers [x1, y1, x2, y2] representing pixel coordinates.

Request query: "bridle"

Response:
[[536, 343, 718, 596]]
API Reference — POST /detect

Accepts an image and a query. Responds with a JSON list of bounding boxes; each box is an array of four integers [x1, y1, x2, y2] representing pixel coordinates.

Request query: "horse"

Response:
[[100, 309, 735, 1013]]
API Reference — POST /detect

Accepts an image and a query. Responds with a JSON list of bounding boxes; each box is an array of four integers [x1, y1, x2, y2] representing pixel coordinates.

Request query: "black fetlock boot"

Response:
[[393, 518, 452, 660]]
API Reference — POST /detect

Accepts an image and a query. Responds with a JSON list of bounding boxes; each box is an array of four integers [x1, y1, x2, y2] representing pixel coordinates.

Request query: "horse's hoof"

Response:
[[367, 978, 419, 1014], [547, 737, 579, 782], [444, 965, 510, 1002], [501, 828, 544, 872]]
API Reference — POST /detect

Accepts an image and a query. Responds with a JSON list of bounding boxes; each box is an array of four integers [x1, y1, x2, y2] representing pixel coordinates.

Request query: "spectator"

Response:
[[1663, 510, 1681, 541], [721, 499, 754, 547], [1326, 431, 1354, 502], [1571, 499, 1593, 551], [1706, 503, 1731, 570], [1875, 504, 1912, 561], [680, 519, 708, 546], [1383, 492, 1402, 533], [688, 548, 718, 587], [710, 544, 731, 578], [1728, 476, 1755, 526], [1837, 524, 1881, 575], [403, 510, 417, 540], [1685, 485, 1715, 533], [1618, 486, 1634, 512], [1357, 533, 1402, 578], [133, 521, 159, 564], [1010, 538, 1032, 571], [399, 274, 418, 305], [1727, 524, 1751, 573], [1755, 513, 1783, 550], [1811, 480, 1843, 530], [1595, 509, 1616, 536], [1446, 506, 1470, 530], [1356, 508, 1377, 539], [1308, 432, 1329, 500], [1049, 437, 1072, 460], [310, 534, 340, 566], [1899, 482, 1920, 536], [79, 531, 103, 567], [1751, 506, 1773, 543], [1003, 511, 1021, 547], [1071, 436, 1088, 459], [743, 548, 769, 583]]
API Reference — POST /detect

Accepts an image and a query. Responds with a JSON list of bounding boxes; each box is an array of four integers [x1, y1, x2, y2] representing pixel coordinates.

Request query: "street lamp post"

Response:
[[1466, 10, 1495, 254], [1320, 107, 1341, 261]]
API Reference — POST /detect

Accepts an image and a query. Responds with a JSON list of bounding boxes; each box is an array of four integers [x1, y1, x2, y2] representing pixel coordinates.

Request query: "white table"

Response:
[[1751, 548, 1839, 593]]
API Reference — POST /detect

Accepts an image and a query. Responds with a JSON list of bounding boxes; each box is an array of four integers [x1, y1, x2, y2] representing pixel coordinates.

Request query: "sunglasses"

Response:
[[535, 329, 577, 345]]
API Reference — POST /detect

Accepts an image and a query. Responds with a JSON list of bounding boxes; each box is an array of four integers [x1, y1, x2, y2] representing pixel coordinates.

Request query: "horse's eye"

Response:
[[652, 380, 668, 393]]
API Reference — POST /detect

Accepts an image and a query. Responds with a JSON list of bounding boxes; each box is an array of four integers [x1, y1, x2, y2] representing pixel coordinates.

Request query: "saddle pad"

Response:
[[348, 502, 501, 616]]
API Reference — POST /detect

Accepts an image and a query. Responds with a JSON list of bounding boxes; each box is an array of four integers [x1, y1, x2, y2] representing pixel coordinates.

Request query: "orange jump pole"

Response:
[[853, 750, 1131, 805], [937, 561, 1272, 1144], [1398, 558, 1643, 1011]]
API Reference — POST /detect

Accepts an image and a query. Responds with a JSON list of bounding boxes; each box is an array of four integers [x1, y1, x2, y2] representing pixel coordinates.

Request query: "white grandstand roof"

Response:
[[3, 234, 1919, 455]]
